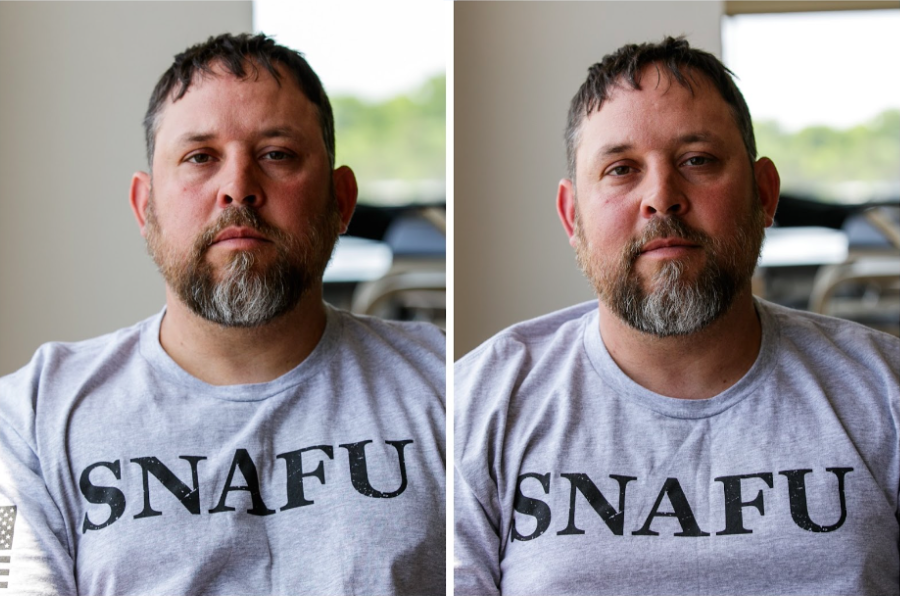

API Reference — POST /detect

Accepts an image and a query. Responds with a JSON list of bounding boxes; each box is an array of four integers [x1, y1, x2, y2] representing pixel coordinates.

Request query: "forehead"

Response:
[[154, 62, 319, 150], [575, 66, 741, 165]]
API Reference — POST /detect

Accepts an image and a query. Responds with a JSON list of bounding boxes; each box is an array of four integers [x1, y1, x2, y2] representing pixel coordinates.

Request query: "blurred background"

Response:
[[2, 1, 897, 373], [725, 6, 900, 338], [255, 0, 448, 330], [454, 1, 900, 359], [0, 1, 449, 376]]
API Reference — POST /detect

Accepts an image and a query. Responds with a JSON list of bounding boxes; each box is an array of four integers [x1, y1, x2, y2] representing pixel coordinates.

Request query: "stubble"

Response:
[[144, 195, 342, 328], [574, 197, 766, 337]]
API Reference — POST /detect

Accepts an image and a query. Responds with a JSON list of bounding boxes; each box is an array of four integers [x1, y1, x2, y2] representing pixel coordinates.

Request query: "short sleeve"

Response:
[[0, 366, 77, 595], [454, 465, 501, 595]]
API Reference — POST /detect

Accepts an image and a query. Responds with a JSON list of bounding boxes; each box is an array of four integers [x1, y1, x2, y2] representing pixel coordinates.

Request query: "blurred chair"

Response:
[[351, 269, 446, 327], [351, 207, 446, 328], [808, 206, 900, 336]]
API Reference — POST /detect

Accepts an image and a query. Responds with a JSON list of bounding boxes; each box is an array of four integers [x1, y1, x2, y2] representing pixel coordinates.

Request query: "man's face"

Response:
[[563, 65, 776, 337], [135, 62, 352, 327]]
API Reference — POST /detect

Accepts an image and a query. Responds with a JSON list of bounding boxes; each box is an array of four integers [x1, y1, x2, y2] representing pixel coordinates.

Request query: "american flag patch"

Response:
[[0, 506, 15, 588]]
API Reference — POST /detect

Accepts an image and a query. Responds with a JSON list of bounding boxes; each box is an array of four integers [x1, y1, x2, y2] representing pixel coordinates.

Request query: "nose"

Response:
[[640, 164, 688, 219], [216, 154, 265, 209]]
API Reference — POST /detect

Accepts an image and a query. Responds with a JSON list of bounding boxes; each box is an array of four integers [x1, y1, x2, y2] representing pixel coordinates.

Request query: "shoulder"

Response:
[[455, 301, 596, 381], [454, 301, 596, 478], [0, 315, 153, 437], [1, 317, 150, 390], [758, 299, 899, 427], [454, 301, 596, 429], [333, 307, 444, 357], [759, 298, 899, 373], [329, 307, 445, 390]]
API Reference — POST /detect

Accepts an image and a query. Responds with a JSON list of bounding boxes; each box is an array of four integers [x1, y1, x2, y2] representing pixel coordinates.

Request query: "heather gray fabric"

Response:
[[454, 299, 899, 596], [0, 305, 445, 595]]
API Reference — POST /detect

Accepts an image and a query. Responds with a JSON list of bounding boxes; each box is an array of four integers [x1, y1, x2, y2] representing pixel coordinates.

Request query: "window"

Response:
[[253, 1, 450, 325], [724, 6, 900, 335], [253, 0, 449, 206], [722, 9, 900, 203]]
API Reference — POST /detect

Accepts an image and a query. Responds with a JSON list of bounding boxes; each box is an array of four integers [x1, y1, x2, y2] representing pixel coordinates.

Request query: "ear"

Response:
[[130, 171, 152, 237], [332, 166, 358, 233], [753, 158, 780, 227], [557, 178, 579, 247]]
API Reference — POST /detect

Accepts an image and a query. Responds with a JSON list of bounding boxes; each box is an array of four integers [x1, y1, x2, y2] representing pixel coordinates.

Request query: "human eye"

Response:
[[604, 164, 635, 177], [261, 150, 294, 161], [681, 155, 716, 167], [185, 152, 215, 165]]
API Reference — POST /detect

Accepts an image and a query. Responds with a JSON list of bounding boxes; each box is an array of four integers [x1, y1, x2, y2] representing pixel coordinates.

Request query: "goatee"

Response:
[[145, 198, 342, 328], [574, 201, 765, 337]]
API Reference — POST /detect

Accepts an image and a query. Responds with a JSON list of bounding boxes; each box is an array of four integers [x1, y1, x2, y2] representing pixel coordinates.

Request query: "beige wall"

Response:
[[0, 1, 252, 374], [0, 1, 727, 369], [454, 1, 724, 359]]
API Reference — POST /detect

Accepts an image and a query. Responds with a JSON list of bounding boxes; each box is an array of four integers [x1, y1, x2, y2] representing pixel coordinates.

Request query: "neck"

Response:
[[158, 287, 327, 386], [597, 289, 762, 400]]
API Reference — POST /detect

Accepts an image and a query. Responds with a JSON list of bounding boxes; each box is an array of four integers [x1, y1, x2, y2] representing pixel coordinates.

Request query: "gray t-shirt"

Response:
[[454, 299, 899, 595], [0, 305, 446, 595]]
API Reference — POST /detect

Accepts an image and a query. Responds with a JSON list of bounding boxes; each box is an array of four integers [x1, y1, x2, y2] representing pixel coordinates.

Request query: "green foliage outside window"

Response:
[[754, 109, 900, 204], [332, 74, 446, 205]]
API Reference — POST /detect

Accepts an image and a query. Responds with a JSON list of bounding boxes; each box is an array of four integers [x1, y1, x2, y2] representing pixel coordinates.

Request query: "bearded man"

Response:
[[0, 33, 445, 595], [454, 37, 899, 596]]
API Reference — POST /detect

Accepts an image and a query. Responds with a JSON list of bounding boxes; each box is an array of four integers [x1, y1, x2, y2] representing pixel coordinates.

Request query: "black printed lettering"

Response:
[[511, 473, 552, 542], [633, 477, 710, 537], [130, 456, 207, 518], [80, 461, 126, 532], [339, 440, 412, 498], [714, 473, 774, 535], [779, 467, 853, 532], [557, 473, 636, 536], [277, 445, 334, 510], [209, 449, 275, 516]]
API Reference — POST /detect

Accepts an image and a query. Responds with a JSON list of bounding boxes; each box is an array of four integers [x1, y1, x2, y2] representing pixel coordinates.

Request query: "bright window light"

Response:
[[253, 0, 450, 205], [253, 0, 449, 101], [723, 10, 900, 203]]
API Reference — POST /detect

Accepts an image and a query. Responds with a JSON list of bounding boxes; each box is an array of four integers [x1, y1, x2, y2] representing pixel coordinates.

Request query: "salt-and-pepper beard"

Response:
[[574, 197, 766, 338], [145, 195, 342, 328]]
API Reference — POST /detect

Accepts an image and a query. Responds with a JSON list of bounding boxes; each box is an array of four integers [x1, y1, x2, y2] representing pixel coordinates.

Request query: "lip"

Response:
[[212, 227, 270, 245], [640, 238, 700, 254]]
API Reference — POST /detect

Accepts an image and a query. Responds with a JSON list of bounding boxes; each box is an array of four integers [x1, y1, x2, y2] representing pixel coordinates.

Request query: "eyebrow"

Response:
[[677, 132, 719, 145], [596, 143, 633, 158], [258, 126, 303, 139], [177, 132, 216, 145], [594, 132, 721, 158], [175, 127, 302, 146]]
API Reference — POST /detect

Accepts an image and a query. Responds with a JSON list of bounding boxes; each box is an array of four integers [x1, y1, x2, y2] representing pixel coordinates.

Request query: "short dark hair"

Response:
[[565, 36, 756, 180], [143, 32, 334, 170]]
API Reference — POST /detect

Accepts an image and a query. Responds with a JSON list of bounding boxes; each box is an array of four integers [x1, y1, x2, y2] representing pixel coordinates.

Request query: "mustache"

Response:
[[192, 207, 288, 256], [624, 217, 712, 264]]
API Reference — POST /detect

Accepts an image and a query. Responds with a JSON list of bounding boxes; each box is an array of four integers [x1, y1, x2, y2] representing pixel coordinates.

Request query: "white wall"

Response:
[[0, 1, 252, 374], [454, 1, 724, 358]]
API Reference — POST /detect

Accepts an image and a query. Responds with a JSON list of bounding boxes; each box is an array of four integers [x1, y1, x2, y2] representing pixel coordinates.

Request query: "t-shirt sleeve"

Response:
[[454, 340, 519, 596], [0, 369, 77, 595], [454, 465, 501, 595]]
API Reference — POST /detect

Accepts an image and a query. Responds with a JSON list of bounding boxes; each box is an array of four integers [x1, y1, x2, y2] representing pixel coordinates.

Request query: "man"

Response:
[[454, 37, 899, 595], [0, 33, 445, 595]]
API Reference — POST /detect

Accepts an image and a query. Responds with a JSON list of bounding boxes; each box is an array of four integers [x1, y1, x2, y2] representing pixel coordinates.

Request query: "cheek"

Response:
[[275, 179, 332, 217], [694, 179, 750, 232], [153, 186, 214, 240], [581, 198, 634, 249]]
